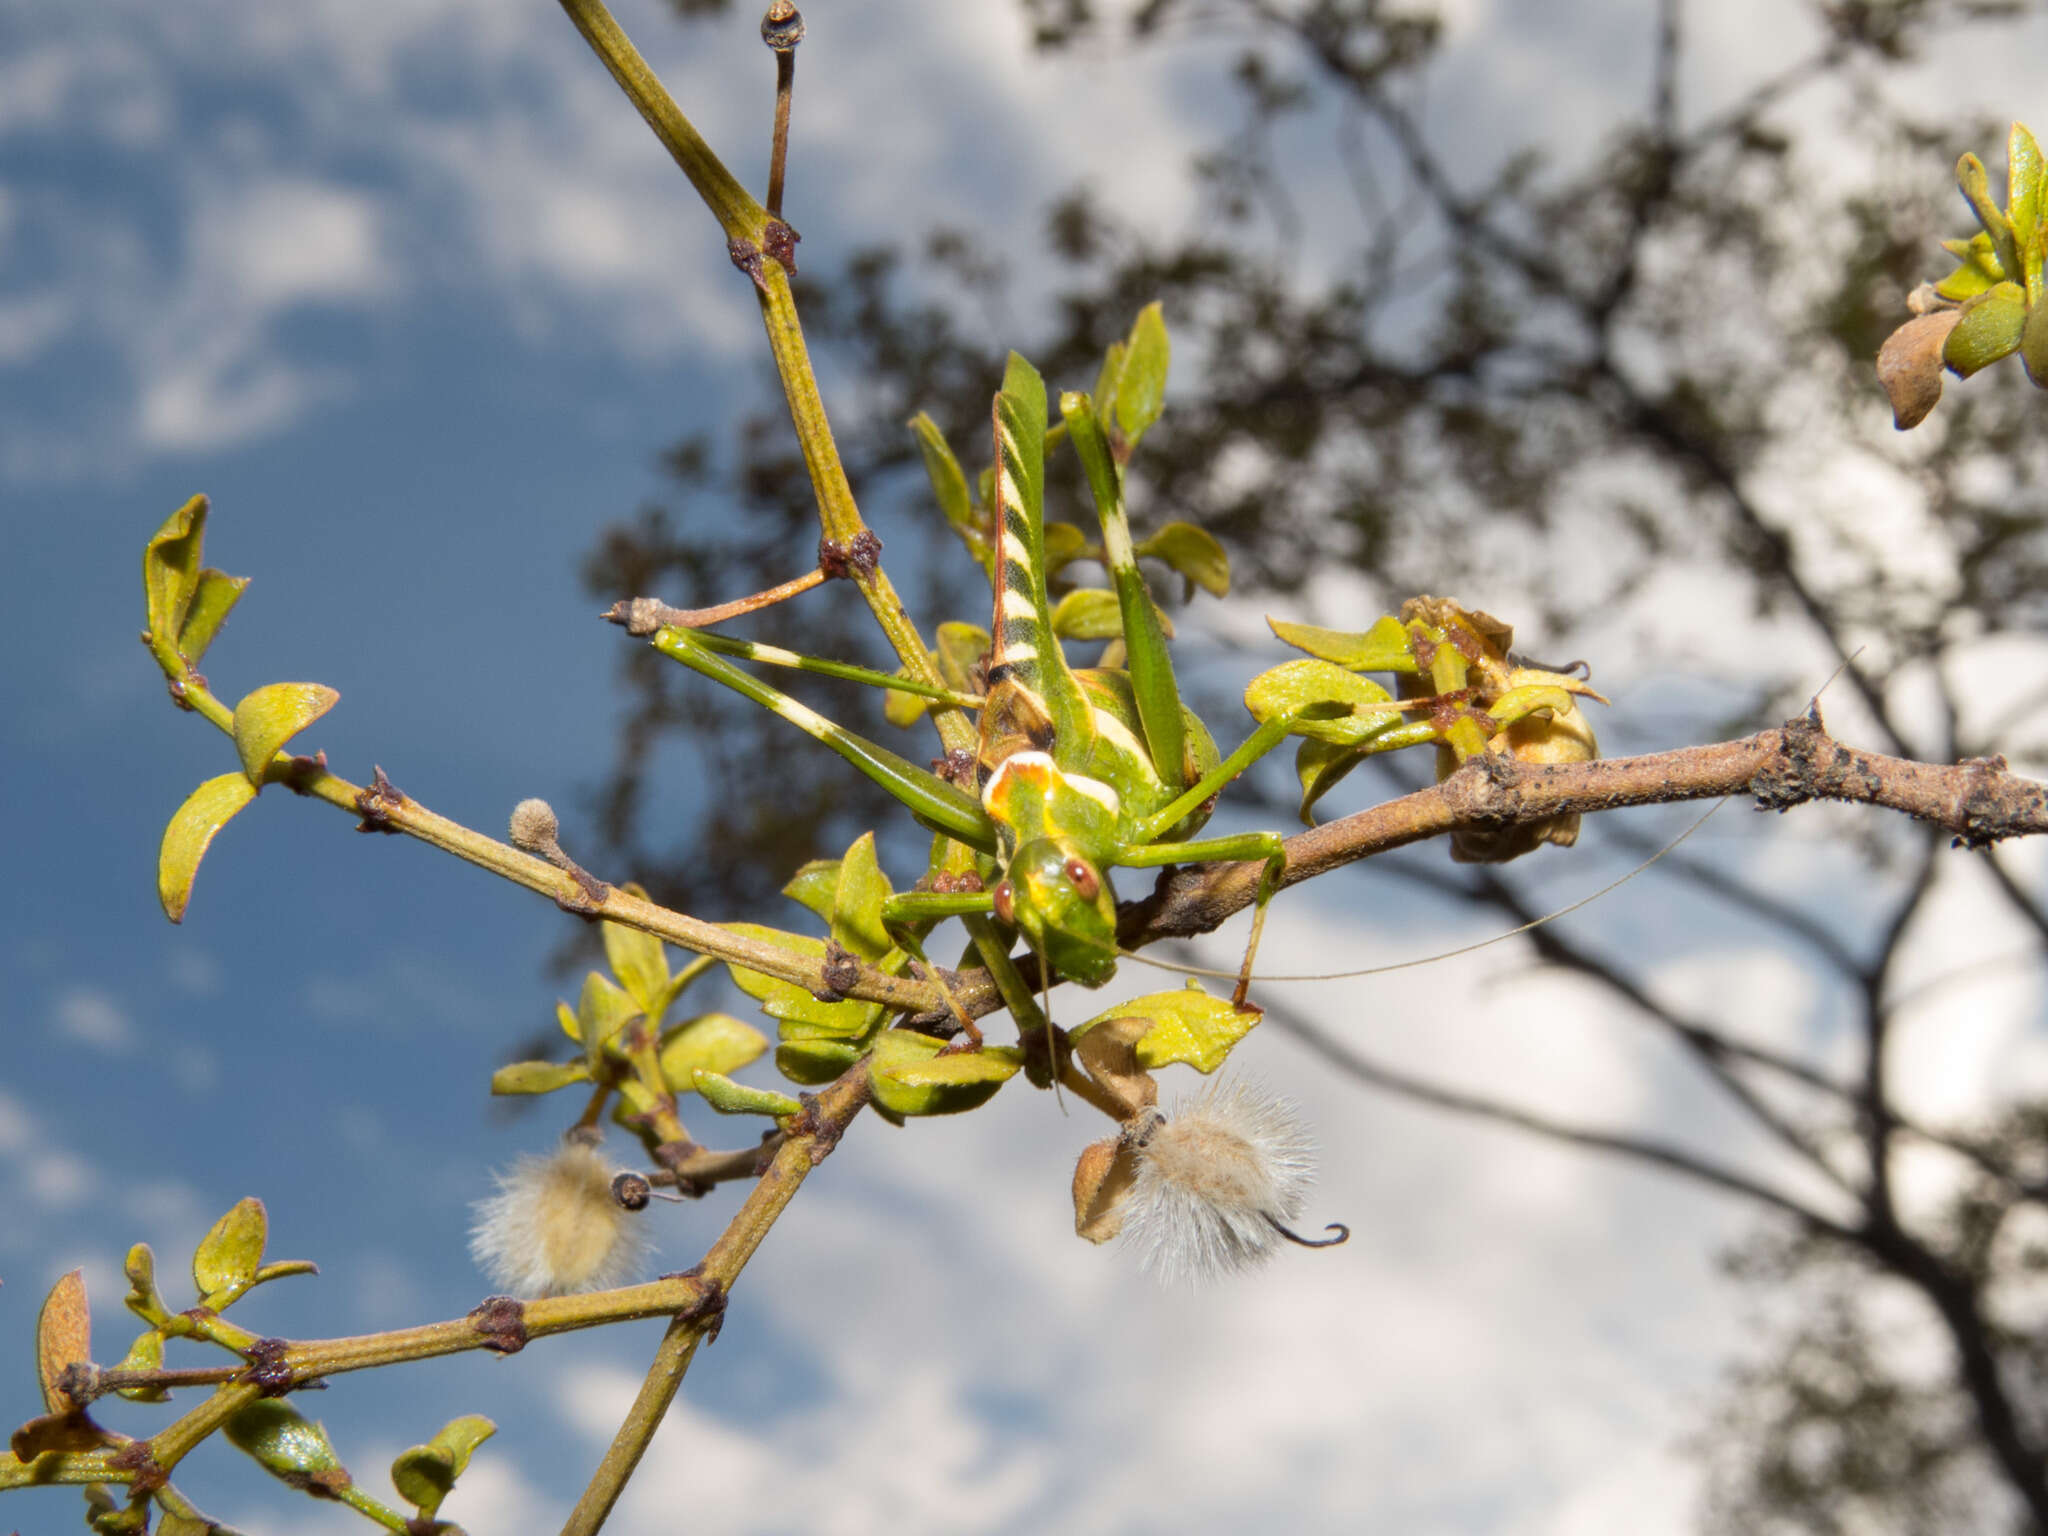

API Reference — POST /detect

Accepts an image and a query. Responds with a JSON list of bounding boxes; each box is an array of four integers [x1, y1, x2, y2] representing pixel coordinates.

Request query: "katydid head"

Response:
[[994, 837, 1119, 987]]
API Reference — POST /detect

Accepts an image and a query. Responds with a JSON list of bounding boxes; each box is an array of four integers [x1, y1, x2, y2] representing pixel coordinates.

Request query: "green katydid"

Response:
[[628, 340, 1592, 1022]]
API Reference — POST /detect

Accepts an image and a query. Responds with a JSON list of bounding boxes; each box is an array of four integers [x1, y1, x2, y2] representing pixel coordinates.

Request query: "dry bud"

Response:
[[508, 798, 560, 853]]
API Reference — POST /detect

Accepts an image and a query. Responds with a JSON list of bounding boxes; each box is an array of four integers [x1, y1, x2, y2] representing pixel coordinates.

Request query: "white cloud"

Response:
[[53, 986, 135, 1052]]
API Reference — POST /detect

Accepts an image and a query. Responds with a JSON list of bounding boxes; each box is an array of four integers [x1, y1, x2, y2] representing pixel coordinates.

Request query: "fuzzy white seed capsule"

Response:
[[1117, 1075, 1321, 1284], [469, 1139, 651, 1297]]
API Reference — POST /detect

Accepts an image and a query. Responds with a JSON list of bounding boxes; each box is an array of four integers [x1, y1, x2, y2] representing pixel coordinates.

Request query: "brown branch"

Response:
[[1127, 709, 2048, 952]]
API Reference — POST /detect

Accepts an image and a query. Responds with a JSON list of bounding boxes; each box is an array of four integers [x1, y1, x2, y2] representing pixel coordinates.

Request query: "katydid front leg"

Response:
[[1117, 829, 1287, 1008]]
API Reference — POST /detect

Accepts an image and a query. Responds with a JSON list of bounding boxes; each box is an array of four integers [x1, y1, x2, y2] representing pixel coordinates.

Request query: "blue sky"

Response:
[[6, 1, 2048, 1532]]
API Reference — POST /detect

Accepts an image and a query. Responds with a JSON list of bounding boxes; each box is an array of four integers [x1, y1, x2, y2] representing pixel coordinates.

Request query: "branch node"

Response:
[[354, 766, 407, 833], [468, 1294, 529, 1355]]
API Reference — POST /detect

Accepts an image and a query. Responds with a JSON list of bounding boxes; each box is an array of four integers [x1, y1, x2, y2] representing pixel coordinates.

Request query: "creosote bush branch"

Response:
[[21, 1, 2047, 1532]]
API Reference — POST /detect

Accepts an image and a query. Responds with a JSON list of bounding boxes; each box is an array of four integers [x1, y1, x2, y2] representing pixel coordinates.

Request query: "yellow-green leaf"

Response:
[[144, 495, 209, 643], [659, 1012, 769, 1088], [935, 623, 989, 695], [602, 911, 671, 1020], [192, 1197, 267, 1306], [1936, 231, 2005, 301], [782, 860, 841, 922], [1944, 281, 2028, 377], [1135, 521, 1229, 599], [177, 568, 250, 663], [1112, 301, 1170, 449], [1268, 613, 1415, 671], [909, 412, 976, 537], [489, 1059, 590, 1095], [2023, 293, 2048, 387], [2009, 123, 2044, 270], [231, 682, 339, 788], [1051, 588, 1124, 642], [158, 772, 258, 924], [577, 970, 642, 1068], [1295, 738, 1367, 824], [392, 1414, 496, 1520], [37, 1269, 91, 1415], [1245, 658, 1402, 744], [1074, 984, 1260, 1074], [723, 923, 878, 1036], [868, 1031, 1022, 1116], [776, 1037, 860, 1085], [123, 1243, 169, 1327], [226, 1399, 348, 1486], [691, 1070, 802, 1118], [1041, 520, 1089, 579], [832, 832, 894, 962], [112, 1328, 167, 1403]]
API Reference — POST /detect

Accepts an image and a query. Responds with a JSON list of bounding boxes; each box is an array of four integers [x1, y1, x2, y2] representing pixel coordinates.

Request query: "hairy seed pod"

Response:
[[469, 1138, 650, 1297]]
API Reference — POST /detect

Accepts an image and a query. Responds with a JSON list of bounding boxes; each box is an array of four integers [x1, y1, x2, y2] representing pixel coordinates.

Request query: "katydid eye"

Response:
[[1064, 858, 1099, 899]]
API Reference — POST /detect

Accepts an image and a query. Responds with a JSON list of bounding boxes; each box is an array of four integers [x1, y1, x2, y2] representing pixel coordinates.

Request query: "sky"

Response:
[[4, 1, 2047, 1533]]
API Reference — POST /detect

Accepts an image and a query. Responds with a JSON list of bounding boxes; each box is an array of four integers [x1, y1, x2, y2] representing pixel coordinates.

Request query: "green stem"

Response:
[[554, 0, 764, 243], [561, 1064, 874, 1535], [158, 670, 942, 1013]]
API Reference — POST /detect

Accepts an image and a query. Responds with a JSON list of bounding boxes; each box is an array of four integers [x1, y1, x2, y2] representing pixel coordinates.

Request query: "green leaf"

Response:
[[112, 1328, 168, 1403], [1944, 281, 2028, 376], [192, 1197, 267, 1307], [1245, 658, 1402, 744], [659, 1012, 770, 1088], [723, 924, 878, 1036], [555, 998, 583, 1044], [144, 495, 210, 644], [1135, 521, 1229, 599], [690, 1070, 802, 1118], [37, 1269, 91, 1415], [1268, 614, 1416, 671], [177, 569, 250, 663], [867, 1030, 1022, 1116], [231, 682, 340, 788], [225, 1399, 349, 1490], [831, 832, 894, 962], [776, 1037, 860, 1085], [601, 910, 671, 1020], [158, 772, 258, 923], [489, 1059, 590, 1095], [1112, 301, 1170, 450], [391, 1414, 496, 1520], [123, 1244, 170, 1327], [1074, 984, 1260, 1073]]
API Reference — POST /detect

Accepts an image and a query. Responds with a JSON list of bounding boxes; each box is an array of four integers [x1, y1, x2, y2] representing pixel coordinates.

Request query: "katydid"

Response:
[[630, 348, 1588, 1015], [645, 351, 1308, 1008]]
